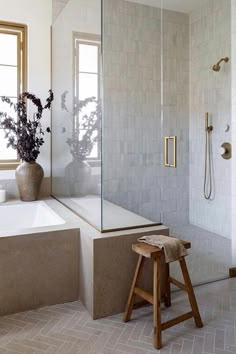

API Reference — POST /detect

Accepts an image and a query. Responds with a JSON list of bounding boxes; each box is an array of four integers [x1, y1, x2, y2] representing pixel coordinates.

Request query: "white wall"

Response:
[[0, 0, 52, 185]]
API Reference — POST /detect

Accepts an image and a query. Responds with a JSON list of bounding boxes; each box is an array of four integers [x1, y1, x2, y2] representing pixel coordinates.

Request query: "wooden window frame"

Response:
[[0, 21, 27, 170], [73, 32, 101, 162]]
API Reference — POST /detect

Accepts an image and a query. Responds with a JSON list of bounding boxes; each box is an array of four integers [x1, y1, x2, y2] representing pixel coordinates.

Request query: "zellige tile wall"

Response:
[[189, 0, 231, 238], [103, 0, 162, 223]]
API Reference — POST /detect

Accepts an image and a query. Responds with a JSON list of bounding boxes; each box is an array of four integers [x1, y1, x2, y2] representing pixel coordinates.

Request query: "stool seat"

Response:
[[132, 239, 191, 259], [123, 237, 203, 350]]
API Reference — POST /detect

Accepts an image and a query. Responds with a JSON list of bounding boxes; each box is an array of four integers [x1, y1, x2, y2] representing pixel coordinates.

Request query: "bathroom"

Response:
[[0, 0, 236, 352]]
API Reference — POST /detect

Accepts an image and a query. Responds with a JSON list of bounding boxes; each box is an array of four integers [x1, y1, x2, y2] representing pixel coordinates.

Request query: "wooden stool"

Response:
[[123, 240, 203, 349]]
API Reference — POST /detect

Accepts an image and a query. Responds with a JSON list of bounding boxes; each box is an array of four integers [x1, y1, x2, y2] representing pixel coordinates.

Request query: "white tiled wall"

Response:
[[189, 0, 232, 238], [103, 0, 162, 223]]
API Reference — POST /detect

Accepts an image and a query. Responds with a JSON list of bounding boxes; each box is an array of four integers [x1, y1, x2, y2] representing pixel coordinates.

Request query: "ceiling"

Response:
[[125, 0, 199, 13]]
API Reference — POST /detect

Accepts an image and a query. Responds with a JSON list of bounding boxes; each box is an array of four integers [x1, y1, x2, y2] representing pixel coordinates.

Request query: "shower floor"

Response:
[[59, 195, 156, 230], [169, 223, 231, 286]]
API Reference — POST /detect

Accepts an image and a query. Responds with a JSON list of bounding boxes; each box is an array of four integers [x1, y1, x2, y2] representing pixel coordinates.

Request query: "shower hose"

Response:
[[204, 129, 212, 200]]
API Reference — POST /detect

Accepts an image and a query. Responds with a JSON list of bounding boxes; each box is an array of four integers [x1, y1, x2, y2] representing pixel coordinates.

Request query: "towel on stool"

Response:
[[138, 234, 188, 263]]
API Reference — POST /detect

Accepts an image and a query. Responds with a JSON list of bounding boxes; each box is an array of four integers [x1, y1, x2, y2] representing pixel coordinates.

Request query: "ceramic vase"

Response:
[[15, 161, 44, 201]]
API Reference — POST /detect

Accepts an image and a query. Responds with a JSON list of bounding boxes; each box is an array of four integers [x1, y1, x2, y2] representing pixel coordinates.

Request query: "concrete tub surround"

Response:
[[0, 198, 80, 316], [78, 219, 169, 319], [0, 197, 169, 319]]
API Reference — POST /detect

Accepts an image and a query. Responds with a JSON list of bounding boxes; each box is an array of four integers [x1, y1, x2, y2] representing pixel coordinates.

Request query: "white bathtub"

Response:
[[0, 201, 65, 232]]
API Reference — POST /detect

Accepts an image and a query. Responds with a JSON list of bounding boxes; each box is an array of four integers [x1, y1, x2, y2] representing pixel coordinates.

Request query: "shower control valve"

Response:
[[219, 146, 226, 155], [220, 142, 231, 160]]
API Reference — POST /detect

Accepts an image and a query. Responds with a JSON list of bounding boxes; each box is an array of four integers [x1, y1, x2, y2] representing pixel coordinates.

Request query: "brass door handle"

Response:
[[164, 136, 177, 168]]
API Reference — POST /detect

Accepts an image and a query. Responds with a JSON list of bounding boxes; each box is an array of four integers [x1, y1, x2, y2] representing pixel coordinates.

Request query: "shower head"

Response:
[[212, 57, 229, 72]]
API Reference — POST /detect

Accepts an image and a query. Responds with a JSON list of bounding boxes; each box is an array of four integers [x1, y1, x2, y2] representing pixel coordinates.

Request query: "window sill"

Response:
[[0, 162, 20, 170]]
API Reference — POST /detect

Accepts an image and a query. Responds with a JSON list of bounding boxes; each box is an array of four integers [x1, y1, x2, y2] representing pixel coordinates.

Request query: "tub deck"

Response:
[[60, 195, 158, 230]]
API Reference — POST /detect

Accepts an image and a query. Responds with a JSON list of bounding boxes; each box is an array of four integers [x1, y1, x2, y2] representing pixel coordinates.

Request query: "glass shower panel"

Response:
[[162, 0, 232, 285], [102, 0, 162, 231], [51, 0, 102, 230]]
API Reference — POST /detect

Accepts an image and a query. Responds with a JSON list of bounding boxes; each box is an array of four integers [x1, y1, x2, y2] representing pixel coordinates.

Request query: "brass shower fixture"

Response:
[[212, 57, 229, 72]]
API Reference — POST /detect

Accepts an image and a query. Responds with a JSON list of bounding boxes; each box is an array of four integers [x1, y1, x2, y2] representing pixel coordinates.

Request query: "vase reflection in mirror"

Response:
[[61, 91, 101, 197], [65, 160, 92, 197]]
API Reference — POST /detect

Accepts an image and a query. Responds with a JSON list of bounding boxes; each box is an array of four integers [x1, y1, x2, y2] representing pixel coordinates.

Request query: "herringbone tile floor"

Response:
[[0, 279, 235, 354]]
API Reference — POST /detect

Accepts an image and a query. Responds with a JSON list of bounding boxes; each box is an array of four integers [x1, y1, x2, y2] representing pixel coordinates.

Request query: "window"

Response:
[[0, 22, 27, 169], [74, 32, 101, 160]]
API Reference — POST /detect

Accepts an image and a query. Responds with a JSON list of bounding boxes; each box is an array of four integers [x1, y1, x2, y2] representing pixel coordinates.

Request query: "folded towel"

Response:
[[138, 234, 188, 263]]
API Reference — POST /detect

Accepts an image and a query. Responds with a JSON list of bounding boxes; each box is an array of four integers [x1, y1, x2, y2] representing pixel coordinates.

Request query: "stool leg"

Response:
[[164, 263, 171, 307], [153, 256, 162, 349], [179, 257, 203, 328], [123, 255, 145, 322]]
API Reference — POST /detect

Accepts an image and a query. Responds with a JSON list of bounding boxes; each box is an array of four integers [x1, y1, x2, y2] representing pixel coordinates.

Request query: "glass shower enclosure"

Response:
[[52, 0, 232, 285], [51, 0, 162, 231], [52, 0, 103, 230]]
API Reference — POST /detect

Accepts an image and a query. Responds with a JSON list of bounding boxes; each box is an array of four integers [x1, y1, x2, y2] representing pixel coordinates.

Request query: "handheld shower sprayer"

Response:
[[204, 113, 213, 200], [205, 112, 213, 132], [212, 57, 229, 72]]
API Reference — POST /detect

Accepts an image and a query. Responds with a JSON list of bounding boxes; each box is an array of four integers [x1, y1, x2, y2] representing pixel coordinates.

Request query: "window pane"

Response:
[[79, 44, 98, 73], [0, 129, 17, 160], [0, 33, 17, 66], [79, 73, 98, 100], [0, 66, 17, 97]]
